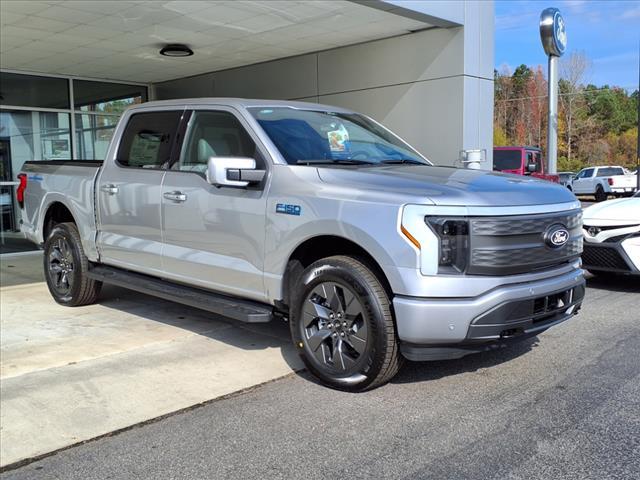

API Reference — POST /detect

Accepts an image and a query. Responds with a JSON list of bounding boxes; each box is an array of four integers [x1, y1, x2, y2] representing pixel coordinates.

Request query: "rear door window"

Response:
[[117, 111, 182, 168], [596, 167, 624, 177], [493, 150, 522, 170]]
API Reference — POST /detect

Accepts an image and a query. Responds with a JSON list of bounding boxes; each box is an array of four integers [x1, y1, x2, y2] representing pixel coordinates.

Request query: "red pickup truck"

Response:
[[493, 147, 559, 183]]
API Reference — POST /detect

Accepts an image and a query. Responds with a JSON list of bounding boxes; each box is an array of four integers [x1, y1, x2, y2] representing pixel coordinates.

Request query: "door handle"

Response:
[[163, 191, 187, 203], [101, 184, 119, 195]]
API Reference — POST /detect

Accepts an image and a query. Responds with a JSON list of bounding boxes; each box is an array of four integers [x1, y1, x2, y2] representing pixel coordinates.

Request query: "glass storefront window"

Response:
[[0, 110, 71, 252], [0, 72, 146, 252], [75, 113, 119, 160], [0, 110, 71, 163], [0, 72, 70, 109], [73, 80, 146, 115]]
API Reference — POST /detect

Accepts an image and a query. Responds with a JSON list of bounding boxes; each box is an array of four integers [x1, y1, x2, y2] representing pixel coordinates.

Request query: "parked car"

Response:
[[493, 146, 559, 183], [582, 190, 640, 276], [558, 171, 575, 190], [572, 166, 637, 202], [19, 99, 585, 391]]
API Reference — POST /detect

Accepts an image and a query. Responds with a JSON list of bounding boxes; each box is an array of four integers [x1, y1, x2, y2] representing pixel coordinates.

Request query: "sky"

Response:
[[494, 0, 640, 91]]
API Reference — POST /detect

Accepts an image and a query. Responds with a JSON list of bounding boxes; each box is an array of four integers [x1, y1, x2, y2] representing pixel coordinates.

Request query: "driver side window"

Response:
[[174, 111, 261, 174]]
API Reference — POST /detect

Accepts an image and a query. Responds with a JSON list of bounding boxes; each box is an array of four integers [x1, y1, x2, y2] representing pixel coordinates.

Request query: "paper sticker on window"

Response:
[[327, 125, 350, 153]]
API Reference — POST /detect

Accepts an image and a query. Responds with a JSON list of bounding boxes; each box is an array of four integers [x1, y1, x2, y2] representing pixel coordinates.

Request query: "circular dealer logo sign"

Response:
[[553, 11, 567, 54], [544, 224, 570, 248], [540, 8, 567, 57]]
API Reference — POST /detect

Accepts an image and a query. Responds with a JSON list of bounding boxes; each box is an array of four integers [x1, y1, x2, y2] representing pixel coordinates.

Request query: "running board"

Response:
[[88, 265, 273, 323]]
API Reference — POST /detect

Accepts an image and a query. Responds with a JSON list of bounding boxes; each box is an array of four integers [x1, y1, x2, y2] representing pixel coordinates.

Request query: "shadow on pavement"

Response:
[[95, 284, 303, 372], [392, 336, 539, 385], [295, 335, 538, 389], [585, 273, 640, 293], [0, 251, 44, 287]]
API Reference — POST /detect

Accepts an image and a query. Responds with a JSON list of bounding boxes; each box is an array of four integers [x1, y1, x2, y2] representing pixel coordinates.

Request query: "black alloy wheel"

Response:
[[47, 236, 74, 296], [290, 256, 402, 391], [43, 222, 102, 306], [301, 281, 368, 372]]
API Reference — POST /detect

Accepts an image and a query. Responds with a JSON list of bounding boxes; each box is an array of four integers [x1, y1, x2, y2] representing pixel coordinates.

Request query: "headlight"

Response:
[[425, 217, 469, 273]]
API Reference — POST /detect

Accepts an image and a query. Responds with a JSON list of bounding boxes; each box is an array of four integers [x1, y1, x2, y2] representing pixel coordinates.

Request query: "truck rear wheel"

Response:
[[595, 185, 607, 202], [43, 222, 102, 306], [289, 256, 402, 391]]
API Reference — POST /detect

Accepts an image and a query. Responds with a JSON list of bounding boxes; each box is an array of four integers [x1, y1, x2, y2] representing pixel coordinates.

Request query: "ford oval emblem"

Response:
[[544, 224, 570, 248]]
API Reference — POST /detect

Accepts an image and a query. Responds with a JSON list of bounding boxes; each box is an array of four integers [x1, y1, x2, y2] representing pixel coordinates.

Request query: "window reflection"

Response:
[[73, 80, 146, 115], [75, 114, 119, 160]]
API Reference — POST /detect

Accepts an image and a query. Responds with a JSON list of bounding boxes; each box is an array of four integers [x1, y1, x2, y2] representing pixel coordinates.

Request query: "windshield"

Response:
[[493, 150, 522, 170], [248, 107, 429, 165]]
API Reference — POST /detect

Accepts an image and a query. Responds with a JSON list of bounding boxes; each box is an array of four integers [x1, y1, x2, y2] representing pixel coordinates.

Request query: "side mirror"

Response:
[[206, 157, 265, 187], [526, 163, 536, 173]]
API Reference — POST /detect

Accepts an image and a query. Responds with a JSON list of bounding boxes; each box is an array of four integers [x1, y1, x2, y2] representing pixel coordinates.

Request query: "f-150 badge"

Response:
[[276, 203, 301, 216]]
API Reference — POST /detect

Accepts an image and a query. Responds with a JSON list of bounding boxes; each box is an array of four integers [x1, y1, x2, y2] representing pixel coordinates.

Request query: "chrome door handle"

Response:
[[163, 191, 187, 203], [101, 184, 119, 195]]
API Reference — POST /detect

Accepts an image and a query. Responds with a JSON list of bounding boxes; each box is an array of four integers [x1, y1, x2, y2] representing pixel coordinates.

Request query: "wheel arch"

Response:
[[280, 235, 393, 310], [42, 201, 76, 240]]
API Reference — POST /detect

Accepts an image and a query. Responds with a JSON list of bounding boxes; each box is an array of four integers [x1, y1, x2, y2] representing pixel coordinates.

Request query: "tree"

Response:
[[511, 64, 534, 144], [493, 53, 637, 173], [559, 51, 590, 164], [525, 66, 547, 147], [493, 124, 509, 146]]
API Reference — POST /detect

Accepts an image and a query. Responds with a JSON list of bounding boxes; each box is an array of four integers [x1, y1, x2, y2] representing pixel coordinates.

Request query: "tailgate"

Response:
[[610, 175, 637, 189]]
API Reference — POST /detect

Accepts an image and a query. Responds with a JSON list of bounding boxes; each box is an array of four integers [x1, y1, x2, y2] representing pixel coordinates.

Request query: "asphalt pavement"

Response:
[[2, 273, 639, 480]]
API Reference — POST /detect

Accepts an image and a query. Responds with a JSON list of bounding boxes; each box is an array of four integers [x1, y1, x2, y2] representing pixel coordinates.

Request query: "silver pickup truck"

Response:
[[19, 98, 585, 391]]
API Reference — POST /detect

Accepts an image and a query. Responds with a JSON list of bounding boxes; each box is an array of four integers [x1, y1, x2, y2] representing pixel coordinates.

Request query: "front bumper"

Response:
[[393, 268, 585, 361], [582, 239, 640, 275]]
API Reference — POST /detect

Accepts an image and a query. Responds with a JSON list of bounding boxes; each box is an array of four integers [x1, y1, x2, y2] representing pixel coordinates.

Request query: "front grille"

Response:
[[472, 239, 582, 267], [582, 244, 631, 271], [467, 209, 583, 275], [474, 212, 582, 235]]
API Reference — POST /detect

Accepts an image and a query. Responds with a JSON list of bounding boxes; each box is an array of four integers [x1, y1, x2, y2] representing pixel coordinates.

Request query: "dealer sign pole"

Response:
[[540, 8, 567, 175]]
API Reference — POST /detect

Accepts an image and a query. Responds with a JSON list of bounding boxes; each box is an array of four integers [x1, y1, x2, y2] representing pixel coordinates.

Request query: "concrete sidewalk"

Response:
[[0, 253, 301, 468]]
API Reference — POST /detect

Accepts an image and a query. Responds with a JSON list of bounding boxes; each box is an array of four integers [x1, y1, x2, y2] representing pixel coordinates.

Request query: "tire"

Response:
[[43, 222, 102, 306], [594, 185, 607, 202], [566, 185, 572, 192], [289, 255, 402, 391]]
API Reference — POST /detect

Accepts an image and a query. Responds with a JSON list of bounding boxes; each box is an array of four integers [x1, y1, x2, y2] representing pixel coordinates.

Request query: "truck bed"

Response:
[[20, 160, 103, 260]]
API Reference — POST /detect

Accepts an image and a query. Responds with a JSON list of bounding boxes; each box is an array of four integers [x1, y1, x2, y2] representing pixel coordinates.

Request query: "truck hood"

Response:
[[583, 197, 640, 224], [316, 165, 576, 207]]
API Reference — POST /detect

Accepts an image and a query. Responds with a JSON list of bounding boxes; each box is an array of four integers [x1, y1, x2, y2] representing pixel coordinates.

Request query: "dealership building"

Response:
[[0, 0, 494, 252]]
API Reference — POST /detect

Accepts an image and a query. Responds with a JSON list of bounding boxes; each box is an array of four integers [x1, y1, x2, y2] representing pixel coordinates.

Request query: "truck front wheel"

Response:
[[289, 256, 402, 391], [43, 222, 102, 306]]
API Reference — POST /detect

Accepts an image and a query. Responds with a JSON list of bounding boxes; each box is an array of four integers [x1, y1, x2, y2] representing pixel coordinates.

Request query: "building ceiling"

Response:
[[0, 0, 432, 84]]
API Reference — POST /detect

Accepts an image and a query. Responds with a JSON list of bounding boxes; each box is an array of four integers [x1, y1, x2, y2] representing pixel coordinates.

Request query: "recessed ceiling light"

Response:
[[159, 44, 193, 57]]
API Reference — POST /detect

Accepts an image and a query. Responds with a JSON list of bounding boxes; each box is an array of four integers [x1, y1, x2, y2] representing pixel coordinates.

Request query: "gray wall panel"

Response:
[[319, 77, 464, 166], [317, 28, 463, 95], [155, 54, 317, 101]]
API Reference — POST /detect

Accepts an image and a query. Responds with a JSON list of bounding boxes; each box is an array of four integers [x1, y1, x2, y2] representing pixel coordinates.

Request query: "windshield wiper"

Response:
[[380, 159, 426, 165], [296, 159, 376, 166]]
